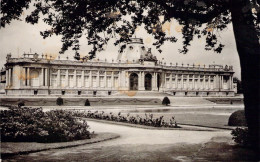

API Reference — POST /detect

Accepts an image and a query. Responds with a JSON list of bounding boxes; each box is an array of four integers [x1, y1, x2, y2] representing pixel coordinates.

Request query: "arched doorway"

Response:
[[129, 73, 138, 90], [30, 70, 40, 87], [157, 74, 161, 91], [145, 73, 152, 91]]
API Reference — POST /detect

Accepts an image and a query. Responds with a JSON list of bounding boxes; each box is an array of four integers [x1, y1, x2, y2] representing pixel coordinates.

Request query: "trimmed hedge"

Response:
[[228, 110, 247, 126], [85, 99, 90, 106], [1, 106, 90, 143], [56, 97, 64, 106], [162, 97, 170, 106]]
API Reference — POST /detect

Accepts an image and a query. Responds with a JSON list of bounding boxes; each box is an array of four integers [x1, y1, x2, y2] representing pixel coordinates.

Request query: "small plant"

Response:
[[162, 97, 170, 106], [56, 97, 63, 106], [18, 101, 25, 107], [231, 127, 249, 146], [85, 99, 90, 106]]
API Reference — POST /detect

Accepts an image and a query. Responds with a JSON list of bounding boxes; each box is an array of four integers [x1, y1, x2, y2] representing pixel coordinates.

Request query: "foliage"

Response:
[[162, 97, 170, 106], [17, 101, 25, 108], [231, 127, 250, 146], [228, 110, 247, 126], [72, 110, 180, 128], [56, 97, 64, 106], [2, 0, 259, 59], [0, 106, 90, 143], [1, 0, 260, 149], [85, 99, 91, 106]]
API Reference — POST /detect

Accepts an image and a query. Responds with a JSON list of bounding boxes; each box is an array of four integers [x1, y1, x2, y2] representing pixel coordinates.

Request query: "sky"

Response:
[[0, 12, 241, 79]]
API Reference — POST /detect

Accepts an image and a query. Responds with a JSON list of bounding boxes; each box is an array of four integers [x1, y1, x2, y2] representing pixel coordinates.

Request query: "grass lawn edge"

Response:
[[1, 132, 120, 157]]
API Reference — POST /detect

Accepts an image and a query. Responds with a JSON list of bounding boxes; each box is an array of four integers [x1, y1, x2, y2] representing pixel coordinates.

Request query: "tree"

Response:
[[1, 0, 259, 149]]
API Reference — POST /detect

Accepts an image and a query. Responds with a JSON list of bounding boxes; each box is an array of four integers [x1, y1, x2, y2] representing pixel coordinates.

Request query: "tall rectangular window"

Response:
[[92, 76, 97, 87], [84, 76, 89, 87], [51, 75, 57, 87], [69, 75, 73, 88], [114, 77, 119, 88], [100, 76, 104, 87], [77, 76, 81, 87], [107, 76, 112, 88], [61, 75, 66, 87]]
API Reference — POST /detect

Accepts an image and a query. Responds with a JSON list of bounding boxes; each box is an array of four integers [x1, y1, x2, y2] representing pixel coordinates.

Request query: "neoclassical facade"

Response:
[[1, 38, 236, 96]]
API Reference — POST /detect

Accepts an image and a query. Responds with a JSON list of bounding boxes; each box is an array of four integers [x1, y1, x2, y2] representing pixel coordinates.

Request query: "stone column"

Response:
[[40, 68, 44, 86], [140, 71, 145, 90], [170, 73, 173, 89], [186, 75, 189, 90], [89, 71, 92, 88], [203, 75, 205, 90], [192, 74, 195, 89], [22, 67, 26, 86], [27, 68, 30, 86], [230, 76, 233, 90], [73, 70, 77, 87], [57, 69, 60, 87], [118, 71, 121, 89], [152, 72, 157, 91], [65, 69, 69, 87], [221, 76, 224, 90], [97, 71, 100, 88], [81, 70, 84, 87], [181, 74, 184, 89], [111, 71, 114, 89], [208, 76, 210, 90], [9, 68, 12, 87], [154, 73, 158, 91], [6, 69, 9, 87], [104, 71, 107, 88], [175, 74, 178, 89], [45, 68, 48, 87]]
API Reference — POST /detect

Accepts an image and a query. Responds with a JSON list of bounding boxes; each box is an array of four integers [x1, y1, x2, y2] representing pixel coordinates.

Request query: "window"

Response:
[[61, 75, 66, 87], [92, 76, 97, 87], [77, 76, 81, 87], [51, 75, 57, 87], [114, 77, 119, 88], [100, 76, 104, 87], [69, 75, 73, 87], [107, 76, 112, 88], [84, 76, 89, 87]]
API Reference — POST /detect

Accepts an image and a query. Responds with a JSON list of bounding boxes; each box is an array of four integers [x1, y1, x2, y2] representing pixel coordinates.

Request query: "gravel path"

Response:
[[3, 121, 238, 162]]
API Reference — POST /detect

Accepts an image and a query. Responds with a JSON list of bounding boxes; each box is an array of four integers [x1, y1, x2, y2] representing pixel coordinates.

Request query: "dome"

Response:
[[117, 38, 147, 63]]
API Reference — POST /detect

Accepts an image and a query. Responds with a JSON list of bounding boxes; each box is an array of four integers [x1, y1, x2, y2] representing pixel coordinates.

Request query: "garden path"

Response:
[[4, 121, 238, 162]]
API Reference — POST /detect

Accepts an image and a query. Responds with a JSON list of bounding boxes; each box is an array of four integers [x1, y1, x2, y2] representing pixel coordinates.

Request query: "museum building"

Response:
[[0, 38, 236, 96]]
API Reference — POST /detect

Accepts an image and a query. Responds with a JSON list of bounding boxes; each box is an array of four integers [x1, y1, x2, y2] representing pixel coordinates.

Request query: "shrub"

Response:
[[18, 101, 25, 107], [228, 110, 247, 126], [0, 106, 90, 143], [162, 97, 170, 106], [85, 99, 90, 106], [231, 127, 249, 146], [56, 97, 64, 106]]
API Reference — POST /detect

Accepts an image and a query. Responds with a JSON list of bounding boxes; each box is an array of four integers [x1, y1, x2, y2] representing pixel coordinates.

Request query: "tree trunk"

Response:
[[230, 0, 260, 151]]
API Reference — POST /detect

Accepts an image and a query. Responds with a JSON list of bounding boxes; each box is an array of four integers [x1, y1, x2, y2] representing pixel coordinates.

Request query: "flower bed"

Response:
[[0, 106, 91, 143], [71, 110, 180, 128]]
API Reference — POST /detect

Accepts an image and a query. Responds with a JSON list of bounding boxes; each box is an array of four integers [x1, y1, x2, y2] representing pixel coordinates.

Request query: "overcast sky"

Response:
[[0, 13, 241, 79]]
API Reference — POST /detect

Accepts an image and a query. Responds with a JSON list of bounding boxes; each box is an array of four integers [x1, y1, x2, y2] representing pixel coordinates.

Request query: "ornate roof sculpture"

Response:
[[140, 48, 157, 62]]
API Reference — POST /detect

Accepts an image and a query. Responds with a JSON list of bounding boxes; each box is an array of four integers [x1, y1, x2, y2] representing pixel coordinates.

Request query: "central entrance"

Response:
[[130, 73, 138, 90], [145, 73, 152, 91]]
